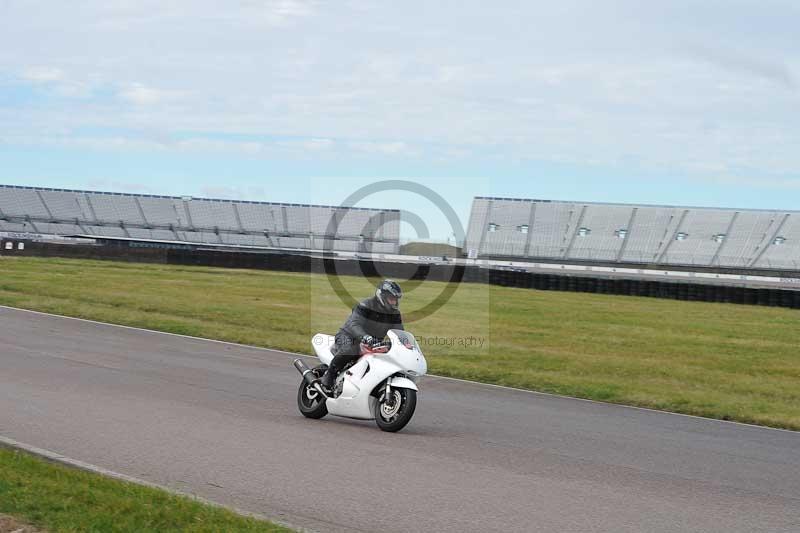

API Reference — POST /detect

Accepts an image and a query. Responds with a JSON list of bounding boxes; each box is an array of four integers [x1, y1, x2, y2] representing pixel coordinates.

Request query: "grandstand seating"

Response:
[[757, 214, 800, 270], [526, 201, 575, 258], [221, 233, 271, 247], [0, 187, 50, 217], [38, 189, 89, 219], [235, 202, 281, 233], [715, 211, 774, 268], [0, 184, 401, 254], [87, 194, 143, 224], [186, 200, 239, 230], [466, 197, 799, 270], [31, 222, 87, 235], [568, 204, 632, 262], [7, 184, 794, 270], [86, 225, 128, 238], [137, 196, 188, 226], [661, 209, 734, 266], [0, 221, 31, 232], [617, 206, 677, 263]]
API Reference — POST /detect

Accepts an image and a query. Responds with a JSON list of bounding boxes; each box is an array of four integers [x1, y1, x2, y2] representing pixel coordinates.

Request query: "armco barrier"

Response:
[[6, 240, 800, 310], [485, 252, 800, 279]]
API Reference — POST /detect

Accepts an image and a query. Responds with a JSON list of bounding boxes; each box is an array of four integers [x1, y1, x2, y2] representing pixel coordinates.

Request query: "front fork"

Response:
[[384, 381, 392, 404]]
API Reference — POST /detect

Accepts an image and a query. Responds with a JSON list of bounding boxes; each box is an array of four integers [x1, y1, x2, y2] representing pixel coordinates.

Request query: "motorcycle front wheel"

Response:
[[374, 387, 417, 432], [297, 366, 328, 419]]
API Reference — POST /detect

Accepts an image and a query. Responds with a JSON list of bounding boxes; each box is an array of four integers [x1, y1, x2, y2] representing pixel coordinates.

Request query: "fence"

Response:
[[3, 240, 799, 310]]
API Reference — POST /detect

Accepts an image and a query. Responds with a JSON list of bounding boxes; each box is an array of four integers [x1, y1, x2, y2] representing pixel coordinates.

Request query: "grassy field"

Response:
[[1, 256, 799, 430], [0, 447, 289, 532]]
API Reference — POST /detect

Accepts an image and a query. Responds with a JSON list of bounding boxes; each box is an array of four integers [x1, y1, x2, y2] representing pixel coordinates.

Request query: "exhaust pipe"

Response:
[[293, 358, 316, 385], [293, 358, 329, 397]]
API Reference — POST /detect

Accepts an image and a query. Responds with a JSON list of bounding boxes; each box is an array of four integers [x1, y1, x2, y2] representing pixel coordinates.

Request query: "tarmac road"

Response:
[[1, 306, 798, 532]]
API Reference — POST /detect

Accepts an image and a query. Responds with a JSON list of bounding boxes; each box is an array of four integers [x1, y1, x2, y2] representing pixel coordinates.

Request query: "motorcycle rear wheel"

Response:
[[374, 387, 417, 432], [297, 366, 328, 419]]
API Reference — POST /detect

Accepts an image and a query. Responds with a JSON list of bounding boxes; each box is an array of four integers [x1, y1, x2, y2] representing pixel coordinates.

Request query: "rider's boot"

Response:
[[319, 363, 338, 392]]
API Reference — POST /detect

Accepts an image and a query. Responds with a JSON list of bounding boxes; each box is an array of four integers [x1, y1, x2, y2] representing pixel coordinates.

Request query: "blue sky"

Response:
[[1, 1, 799, 240]]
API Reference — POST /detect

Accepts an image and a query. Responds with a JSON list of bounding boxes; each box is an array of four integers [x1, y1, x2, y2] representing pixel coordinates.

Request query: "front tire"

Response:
[[374, 387, 417, 432], [297, 365, 328, 419]]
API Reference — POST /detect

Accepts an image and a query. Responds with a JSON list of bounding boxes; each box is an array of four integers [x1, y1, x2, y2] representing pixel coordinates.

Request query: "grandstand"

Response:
[[5, 185, 798, 272], [0, 184, 401, 254], [465, 197, 800, 271]]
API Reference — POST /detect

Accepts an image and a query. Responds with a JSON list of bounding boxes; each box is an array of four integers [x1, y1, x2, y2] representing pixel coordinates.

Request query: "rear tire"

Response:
[[297, 365, 328, 419], [374, 387, 417, 432]]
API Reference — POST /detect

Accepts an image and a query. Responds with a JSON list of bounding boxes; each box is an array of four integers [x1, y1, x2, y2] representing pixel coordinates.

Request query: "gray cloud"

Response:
[[685, 43, 796, 90]]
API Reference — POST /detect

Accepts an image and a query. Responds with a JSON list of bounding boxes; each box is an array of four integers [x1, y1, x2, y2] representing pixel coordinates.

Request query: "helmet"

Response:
[[376, 279, 402, 311]]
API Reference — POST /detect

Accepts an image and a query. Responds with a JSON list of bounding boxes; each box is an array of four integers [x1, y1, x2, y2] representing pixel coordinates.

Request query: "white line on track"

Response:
[[2, 304, 798, 435], [0, 434, 306, 532]]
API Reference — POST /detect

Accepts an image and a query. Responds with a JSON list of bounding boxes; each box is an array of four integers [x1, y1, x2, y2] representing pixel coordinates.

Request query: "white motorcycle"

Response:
[[293, 329, 427, 432]]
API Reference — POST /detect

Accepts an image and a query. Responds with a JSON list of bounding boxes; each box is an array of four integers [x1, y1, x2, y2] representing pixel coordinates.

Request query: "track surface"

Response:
[[1, 307, 798, 532]]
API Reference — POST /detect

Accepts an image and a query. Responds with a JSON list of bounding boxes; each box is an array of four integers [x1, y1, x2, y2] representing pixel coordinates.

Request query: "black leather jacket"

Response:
[[339, 296, 404, 342]]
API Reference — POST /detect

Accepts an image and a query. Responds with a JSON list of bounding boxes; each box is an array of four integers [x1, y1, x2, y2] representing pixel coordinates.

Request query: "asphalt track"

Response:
[[1, 306, 798, 532]]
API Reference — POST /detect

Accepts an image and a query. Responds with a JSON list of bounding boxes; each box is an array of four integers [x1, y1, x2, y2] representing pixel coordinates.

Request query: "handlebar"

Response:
[[360, 340, 391, 354]]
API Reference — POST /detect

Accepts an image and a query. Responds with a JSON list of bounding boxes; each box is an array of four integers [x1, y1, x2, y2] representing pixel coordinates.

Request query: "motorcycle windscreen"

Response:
[[386, 329, 427, 376], [389, 329, 421, 353]]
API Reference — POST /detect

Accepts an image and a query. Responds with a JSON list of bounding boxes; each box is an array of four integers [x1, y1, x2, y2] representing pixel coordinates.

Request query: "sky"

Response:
[[1, 0, 799, 241]]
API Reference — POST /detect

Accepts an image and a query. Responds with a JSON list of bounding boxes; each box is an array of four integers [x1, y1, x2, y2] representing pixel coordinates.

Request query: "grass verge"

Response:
[[1, 256, 799, 430], [0, 446, 290, 532]]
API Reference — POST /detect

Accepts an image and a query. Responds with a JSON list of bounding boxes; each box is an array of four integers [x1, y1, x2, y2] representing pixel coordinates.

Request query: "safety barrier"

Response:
[[5, 240, 800, 310]]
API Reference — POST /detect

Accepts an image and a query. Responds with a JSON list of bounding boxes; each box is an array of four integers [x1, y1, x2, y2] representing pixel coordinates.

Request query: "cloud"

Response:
[[276, 137, 334, 151], [706, 175, 800, 190], [1, 131, 165, 153], [2, 0, 800, 181], [264, 0, 317, 20], [16, 66, 96, 99], [686, 44, 796, 90], [173, 137, 264, 154], [260, 0, 318, 28], [0, 131, 426, 161], [300, 137, 334, 150], [20, 66, 65, 83], [118, 83, 183, 105], [348, 141, 416, 156]]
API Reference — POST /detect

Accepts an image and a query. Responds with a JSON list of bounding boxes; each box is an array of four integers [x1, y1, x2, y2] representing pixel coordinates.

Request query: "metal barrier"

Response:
[[8, 240, 800, 310]]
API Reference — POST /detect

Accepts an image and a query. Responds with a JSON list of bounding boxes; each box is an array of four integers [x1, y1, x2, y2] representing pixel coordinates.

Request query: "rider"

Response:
[[319, 280, 404, 391]]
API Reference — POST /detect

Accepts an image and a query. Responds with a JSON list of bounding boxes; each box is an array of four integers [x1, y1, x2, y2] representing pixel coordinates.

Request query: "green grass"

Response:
[[0, 446, 290, 532], [1, 256, 799, 430]]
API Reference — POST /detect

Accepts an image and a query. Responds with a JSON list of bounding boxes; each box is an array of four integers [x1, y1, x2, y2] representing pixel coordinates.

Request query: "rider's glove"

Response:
[[361, 335, 378, 347]]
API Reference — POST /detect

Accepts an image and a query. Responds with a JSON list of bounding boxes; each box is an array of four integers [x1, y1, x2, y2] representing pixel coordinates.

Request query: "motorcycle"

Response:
[[292, 329, 427, 432]]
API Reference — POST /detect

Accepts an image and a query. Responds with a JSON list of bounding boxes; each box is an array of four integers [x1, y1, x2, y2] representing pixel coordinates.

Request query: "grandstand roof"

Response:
[[0, 183, 400, 212], [474, 196, 800, 214]]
